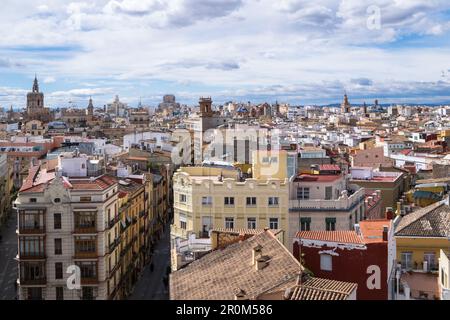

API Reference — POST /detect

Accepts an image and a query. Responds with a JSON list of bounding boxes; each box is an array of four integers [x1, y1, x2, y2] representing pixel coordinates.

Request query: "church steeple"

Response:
[[32, 75, 39, 93], [341, 92, 351, 113], [87, 97, 94, 117]]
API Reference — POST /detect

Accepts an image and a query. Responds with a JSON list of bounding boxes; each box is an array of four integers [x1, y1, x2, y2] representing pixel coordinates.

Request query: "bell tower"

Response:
[[87, 97, 94, 117], [341, 93, 351, 113], [199, 97, 213, 117], [27, 75, 44, 117]]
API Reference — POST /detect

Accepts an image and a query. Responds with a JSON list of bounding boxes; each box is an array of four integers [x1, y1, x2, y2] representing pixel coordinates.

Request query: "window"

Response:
[[19, 236, 44, 257], [80, 196, 91, 202], [246, 197, 257, 206], [54, 213, 62, 230], [297, 187, 310, 200], [55, 287, 64, 300], [75, 236, 97, 254], [77, 261, 97, 280], [224, 197, 235, 206], [179, 194, 187, 203], [55, 262, 63, 279], [320, 254, 332, 271], [401, 252, 413, 270], [225, 217, 234, 229], [54, 198, 61, 203], [54, 239, 62, 255], [247, 218, 256, 229], [82, 287, 94, 300], [30, 198, 37, 203], [424, 252, 436, 270], [269, 218, 279, 230], [325, 218, 336, 231], [180, 214, 187, 230], [74, 211, 96, 230], [325, 186, 332, 200], [300, 217, 311, 231], [268, 197, 279, 206], [202, 196, 212, 206]]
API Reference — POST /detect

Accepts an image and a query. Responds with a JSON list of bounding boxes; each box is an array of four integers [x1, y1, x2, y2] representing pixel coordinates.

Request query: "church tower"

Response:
[[26, 75, 44, 117], [87, 97, 94, 117], [341, 93, 351, 113], [199, 97, 213, 117], [362, 102, 368, 116]]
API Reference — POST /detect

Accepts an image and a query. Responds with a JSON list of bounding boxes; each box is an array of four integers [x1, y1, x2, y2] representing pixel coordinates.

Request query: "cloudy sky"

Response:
[[1, 0, 450, 109]]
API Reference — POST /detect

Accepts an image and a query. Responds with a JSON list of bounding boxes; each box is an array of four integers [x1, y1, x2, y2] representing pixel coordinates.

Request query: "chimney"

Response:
[[255, 256, 270, 270], [296, 272, 302, 286], [396, 201, 402, 216], [382, 226, 389, 241], [385, 207, 394, 220], [234, 289, 248, 300], [252, 245, 262, 265]]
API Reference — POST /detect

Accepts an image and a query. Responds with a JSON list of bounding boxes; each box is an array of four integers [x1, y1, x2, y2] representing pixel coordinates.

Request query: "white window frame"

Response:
[[320, 254, 332, 272], [247, 217, 256, 229], [202, 196, 213, 206], [225, 217, 234, 229], [269, 217, 279, 230], [268, 197, 279, 206]]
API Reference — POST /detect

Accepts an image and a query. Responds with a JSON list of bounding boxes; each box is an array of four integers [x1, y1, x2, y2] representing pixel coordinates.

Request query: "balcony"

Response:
[[119, 203, 131, 214], [108, 216, 119, 229], [20, 277, 47, 286], [19, 252, 46, 260], [19, 225, 45, 235], [289, 188, 365, 212], [80, 277, 99, 285], [74, 225, 97, 234], [74, 251, 98, 259], [107, 236, 121, 254]]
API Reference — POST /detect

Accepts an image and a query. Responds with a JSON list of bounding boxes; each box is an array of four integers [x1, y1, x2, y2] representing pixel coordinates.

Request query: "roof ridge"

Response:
[[300, 284, 354, 295], [395, 201, 445, 233]]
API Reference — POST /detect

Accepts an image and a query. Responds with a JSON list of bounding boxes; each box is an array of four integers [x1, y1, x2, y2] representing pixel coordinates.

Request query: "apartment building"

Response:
[[114, 178, 145, 299], [350, 167, 404, 211], [171, 151, 290, 251], [294, 219, 396, 300], [16, 165, 119, 300], [0, 135, 63, 188], [439, 250, 450, 300], [394, 201, 450, 300], [0, 153, 13, 227], [289, 164, 366, 250], [14, 150, 157, 300]]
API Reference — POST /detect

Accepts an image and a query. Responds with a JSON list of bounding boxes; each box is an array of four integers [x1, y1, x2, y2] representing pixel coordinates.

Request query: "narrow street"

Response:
[[128, 224, 171, 300], [0, 211, 18, 300]]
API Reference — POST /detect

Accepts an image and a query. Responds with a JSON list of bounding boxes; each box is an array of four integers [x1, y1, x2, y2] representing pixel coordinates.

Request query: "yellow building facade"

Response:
[[171, 151, 290, 247]]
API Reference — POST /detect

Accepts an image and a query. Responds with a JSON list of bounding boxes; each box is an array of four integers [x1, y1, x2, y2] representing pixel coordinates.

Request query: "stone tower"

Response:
[[341, 93, 351, 113], [199, 97, 213, 116], [87, 97, 94, 117], [362, 102, 368, 116], [27, 75, 44, 116]]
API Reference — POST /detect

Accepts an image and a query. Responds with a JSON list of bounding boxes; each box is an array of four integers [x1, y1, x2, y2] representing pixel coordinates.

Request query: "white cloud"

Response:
[[1, 0, 450, 106], [43, 76, 56, 84]]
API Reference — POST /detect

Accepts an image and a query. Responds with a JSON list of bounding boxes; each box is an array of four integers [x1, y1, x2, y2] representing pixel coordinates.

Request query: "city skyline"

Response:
[[1, 0, 450, 108]]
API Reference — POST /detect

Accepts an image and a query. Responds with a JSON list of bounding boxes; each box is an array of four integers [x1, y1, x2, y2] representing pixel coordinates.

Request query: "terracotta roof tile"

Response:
[[170, 231, 302, 300], [289, 277, 357, 300], [295, 230, 364, 244], [395, 202, 450, 237]]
